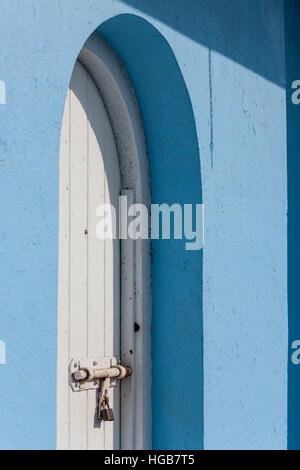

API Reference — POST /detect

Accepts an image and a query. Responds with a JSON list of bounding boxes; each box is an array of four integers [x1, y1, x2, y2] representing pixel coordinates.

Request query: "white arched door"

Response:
[[57, 61, 121, 450]]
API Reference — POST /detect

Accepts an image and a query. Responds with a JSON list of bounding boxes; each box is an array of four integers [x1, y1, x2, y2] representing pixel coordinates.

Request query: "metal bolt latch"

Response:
[[69, 357, 132, 423], [73, 364, 132, 382], [69, 357, 132, 392]]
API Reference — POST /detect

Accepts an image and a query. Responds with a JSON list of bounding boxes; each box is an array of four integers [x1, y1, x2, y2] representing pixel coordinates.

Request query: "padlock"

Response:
[[101, 407, 115, 422], [99, 390, 115, 422]]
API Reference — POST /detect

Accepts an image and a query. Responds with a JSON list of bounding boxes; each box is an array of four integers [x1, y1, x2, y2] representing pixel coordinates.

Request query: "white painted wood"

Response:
[[58, 34, 152, 450], [57, 61, 121, 450], [120, 190, 135, 450], [86, 70, 105, 449], [69, 60, 89, 451], [79, 35, 152, 449]]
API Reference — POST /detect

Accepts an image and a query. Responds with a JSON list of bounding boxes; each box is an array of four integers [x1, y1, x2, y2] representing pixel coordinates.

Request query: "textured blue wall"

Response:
[[285, 0, 300, 451], [0, 0, 288, 449]]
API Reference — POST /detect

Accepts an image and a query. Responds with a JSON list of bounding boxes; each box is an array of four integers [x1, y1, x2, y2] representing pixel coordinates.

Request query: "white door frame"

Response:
[[77, 33, 151, 450]]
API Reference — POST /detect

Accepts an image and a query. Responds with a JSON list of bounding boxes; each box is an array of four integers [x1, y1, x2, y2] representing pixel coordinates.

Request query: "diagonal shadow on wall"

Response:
[[121, 0, 285, 87]]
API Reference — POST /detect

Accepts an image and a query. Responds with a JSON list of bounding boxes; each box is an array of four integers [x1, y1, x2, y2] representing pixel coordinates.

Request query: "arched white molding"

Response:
[[79, 33, 151, 450]]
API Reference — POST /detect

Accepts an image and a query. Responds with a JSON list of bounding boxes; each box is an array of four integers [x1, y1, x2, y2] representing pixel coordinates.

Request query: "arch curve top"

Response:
[[79, 33, 150, 206]]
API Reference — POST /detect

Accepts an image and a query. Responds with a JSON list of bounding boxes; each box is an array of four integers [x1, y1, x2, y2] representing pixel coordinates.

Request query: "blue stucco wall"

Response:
[[0, 0, 288, 449], [285, 0, 300, 451]]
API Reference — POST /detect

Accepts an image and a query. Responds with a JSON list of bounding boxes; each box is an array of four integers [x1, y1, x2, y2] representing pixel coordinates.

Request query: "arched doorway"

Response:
[[57, 34, 151, 450]]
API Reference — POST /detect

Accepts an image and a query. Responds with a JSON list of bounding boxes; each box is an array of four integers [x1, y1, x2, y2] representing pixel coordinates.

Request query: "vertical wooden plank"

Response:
[[69, 62, 88, 450], [86, 72, 106, 450], [134, 237, 147, 450], [57, 90, 70, 450], [120, 190, 135, 450], [85, 69, 121, 449], [103, 97, 121, 451]]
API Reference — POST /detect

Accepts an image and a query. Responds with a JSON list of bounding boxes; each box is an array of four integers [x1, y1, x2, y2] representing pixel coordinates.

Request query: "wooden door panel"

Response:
[[57, 61, 121, 450]]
